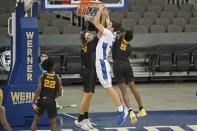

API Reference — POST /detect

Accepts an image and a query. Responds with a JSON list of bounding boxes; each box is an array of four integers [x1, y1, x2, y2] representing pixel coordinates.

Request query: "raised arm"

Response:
[[101, 8, 107, 26], [93, 4, 105, 37], [105, 10, 111, 27], [24, 0, 36, 12], [97, 8, 107, 38]]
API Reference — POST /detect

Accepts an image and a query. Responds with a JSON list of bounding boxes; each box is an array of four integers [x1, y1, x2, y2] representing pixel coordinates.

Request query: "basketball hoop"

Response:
[[77, 0, 102, 21]]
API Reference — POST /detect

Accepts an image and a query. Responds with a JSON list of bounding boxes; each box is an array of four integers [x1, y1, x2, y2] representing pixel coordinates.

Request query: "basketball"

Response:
[[77, 6, 89, 16]]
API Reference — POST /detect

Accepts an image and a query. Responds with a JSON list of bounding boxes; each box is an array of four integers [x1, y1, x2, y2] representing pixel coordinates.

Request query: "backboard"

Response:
[[41, 0, 127, 11]]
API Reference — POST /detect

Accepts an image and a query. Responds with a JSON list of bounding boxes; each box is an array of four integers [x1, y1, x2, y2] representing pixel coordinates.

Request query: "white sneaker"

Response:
[[83, 119, 94, 129], [74, 120, 90, 130]]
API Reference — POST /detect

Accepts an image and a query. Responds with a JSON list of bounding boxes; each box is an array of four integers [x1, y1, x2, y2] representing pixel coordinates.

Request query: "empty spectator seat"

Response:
[[0, 27, 8, 37], [135, 0, 149, 9], [52, 19, 69, 33], [110, 12, 125, 24], [39, 13, 57, 26], [160, 11, 174, 23], [180, 4, 194, 12], [190, 17, 197, 25], [147, 5, 162, 16], [164, 4, 178, 16], [131, 5, 145, 16], [121, 18, 136, 31], [151, 0, 166, 8], [0, 13, 11, 27], [126, 12, 141, 23], [63, 26, 80, 34], [150, 25, 165, 33], [185, 24, 197, 32], [168, 24, 183, 32], [193, 11, 197, 17], [138, 18, 153, 30], [66, 56, 81, 74], [133, 25, 148, 33], [43, 26, 60, 34], [155, 18, 170, 31], [172, 18, 187, 30], [176, 53, 190, 71], [177, 11, 191, 23], [143, 12, 158, 23], [158, 54, 173, 72], [38, 20, 48, 34]]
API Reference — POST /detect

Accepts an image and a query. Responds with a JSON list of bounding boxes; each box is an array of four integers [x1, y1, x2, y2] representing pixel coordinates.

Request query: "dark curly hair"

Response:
[[80, 31, 87, 45], [125, 31, 133, 42], [111, 21, 120, 32], [41, 58, 54, 72]]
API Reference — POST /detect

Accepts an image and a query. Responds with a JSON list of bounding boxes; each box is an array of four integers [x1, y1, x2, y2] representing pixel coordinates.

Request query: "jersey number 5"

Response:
[[120, 43, 127, 51], [44, 79, 56, 88]]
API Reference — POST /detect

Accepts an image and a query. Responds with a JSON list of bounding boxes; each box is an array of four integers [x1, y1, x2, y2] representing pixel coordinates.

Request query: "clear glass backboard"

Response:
[[41, 0, 127, 11]]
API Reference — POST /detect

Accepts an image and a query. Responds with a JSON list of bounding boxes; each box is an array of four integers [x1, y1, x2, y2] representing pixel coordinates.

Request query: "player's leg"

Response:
[[128, 81, 142, 107], [97, 60, 122, 106], [75, 93, 93, 130], [79, 92, 93, 129], [128, 81, 147, 117], [96, 60, 128, 125], [75, 68, 95, 130], [117, 82, 137, 124], [49, 117, 56, 131], [113, 62, 132, 109], [31, 99, 45, 131], [82, 68, 97, 129], [81, 68, 96, 116], [104, 87, 122, 106], [118, 83, 131, 108], [78, 92, 93, 120], [104, 84, 129, 125], [46, 99, 58, 131], [30, 114, 42, 131], [0, 106, 12, 131], [126, 65, 146, 117], [80, 93, 93, 115], [114, 62, 137, 124]]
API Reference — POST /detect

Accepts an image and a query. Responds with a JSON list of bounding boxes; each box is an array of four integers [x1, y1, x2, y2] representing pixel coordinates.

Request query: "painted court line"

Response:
[[21, 128, 101, 131]]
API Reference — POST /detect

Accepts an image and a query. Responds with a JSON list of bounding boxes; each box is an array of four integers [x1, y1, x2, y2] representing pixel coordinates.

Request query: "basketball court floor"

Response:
[[8, 82, 197, 131]]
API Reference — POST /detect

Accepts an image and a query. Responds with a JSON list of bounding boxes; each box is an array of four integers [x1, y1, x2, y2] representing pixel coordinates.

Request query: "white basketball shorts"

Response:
[[95, 59, 112, 88]]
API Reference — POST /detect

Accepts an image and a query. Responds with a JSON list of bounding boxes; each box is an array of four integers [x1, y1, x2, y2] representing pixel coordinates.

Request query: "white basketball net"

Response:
[[84, 7, 110, 22], [84, 7, 98, 22]]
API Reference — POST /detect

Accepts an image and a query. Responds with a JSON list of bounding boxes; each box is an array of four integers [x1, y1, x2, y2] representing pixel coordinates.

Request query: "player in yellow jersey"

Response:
[[112, 31, 146, 124], [0, 89, 12, 131], [31, 58, 62, 131]]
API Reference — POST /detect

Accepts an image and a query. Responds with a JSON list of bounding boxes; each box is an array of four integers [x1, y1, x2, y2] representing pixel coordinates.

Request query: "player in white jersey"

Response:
[[92, 4, 132, 125]]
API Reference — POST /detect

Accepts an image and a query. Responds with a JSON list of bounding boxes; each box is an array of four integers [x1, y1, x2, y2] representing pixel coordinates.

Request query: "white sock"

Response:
[[118, 105, 124, 112]]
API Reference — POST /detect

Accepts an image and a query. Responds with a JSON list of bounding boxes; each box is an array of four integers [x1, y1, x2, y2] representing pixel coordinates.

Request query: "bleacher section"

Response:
[[0, 0, 197, 36], [1, 0, 197, 82], [115, 0, 197, 33]]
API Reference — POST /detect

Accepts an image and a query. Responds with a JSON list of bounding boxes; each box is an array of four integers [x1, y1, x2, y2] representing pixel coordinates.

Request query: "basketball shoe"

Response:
[[74, 120, 90, 130], [83, 119, 94, 129], [117, 106, 128, 125], [130, 111, 137, 124], [137, 109, 147, 117]]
